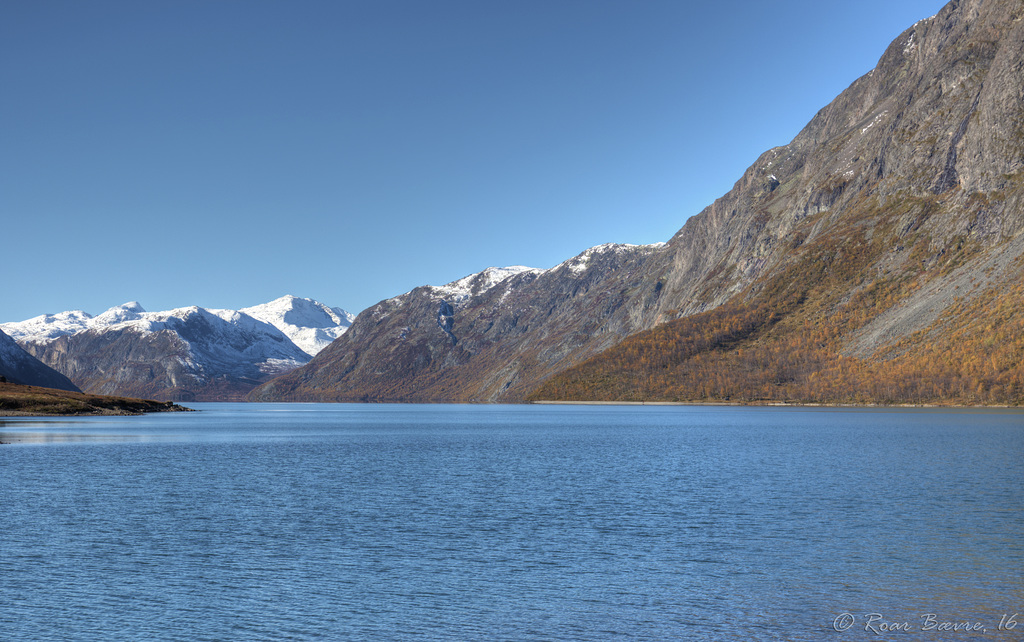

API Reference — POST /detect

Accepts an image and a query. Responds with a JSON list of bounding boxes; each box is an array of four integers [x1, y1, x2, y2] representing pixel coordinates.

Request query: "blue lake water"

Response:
[[1, 403, 1022, 641]]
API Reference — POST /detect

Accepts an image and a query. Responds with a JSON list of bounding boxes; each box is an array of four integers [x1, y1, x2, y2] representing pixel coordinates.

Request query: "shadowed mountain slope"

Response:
[[0, 328, 79, 392]]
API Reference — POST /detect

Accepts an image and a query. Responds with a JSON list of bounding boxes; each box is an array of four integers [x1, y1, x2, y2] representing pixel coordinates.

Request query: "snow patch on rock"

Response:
[[1, 309, 95, 344], [429, 266, 541, 302], [551, 242, 665, 276]]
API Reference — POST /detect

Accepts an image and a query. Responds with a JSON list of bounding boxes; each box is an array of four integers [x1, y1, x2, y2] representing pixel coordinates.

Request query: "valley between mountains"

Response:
[[3, 0, 1022, 406]]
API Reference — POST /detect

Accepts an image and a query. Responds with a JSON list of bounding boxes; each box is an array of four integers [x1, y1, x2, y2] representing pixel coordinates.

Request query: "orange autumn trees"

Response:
[[529, 208, 1024, 406]]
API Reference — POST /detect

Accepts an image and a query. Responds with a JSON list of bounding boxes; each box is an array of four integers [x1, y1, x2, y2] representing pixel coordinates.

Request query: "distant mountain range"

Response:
[[1, 296, 354, 401], [252, 0, 1024, 405]]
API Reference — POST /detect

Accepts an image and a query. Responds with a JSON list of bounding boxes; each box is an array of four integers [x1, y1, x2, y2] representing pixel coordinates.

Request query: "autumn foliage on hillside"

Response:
[[529, 209, 1024, 406], [529, 280, 1023, 405]]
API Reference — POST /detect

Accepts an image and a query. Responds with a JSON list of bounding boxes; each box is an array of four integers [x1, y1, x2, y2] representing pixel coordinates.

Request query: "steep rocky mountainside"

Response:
[[252, 246, 664, 401], [254, 0, 1023, 404], [0, 328, 79, 392], [4, 297, 353, 401]]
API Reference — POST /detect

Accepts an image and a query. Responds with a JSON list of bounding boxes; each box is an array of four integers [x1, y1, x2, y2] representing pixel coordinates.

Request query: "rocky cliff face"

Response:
[[253, 0, 1024, 403], [0, 328, 80, 391], [650, 0, 1023, 319]]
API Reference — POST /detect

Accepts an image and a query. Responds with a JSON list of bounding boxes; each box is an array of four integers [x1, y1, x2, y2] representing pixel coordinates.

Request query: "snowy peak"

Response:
[[241, 295, 355, 357], [1, 302, 150, 343], [429, 266, 541, 302], [94, 301, 146, 326], [242, 295, 354, 330], [0, 309, 94, 343], [3, 295, 354, 401], [552, 242, 665, 276], [148, 305, 311, 370], [3, 296, 353, 356]]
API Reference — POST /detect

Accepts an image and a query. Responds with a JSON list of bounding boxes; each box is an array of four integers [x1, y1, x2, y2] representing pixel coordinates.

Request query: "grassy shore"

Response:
[[0, 381, 193, 416]]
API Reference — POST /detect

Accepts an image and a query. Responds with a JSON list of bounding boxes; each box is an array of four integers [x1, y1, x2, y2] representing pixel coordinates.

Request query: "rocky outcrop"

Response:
[[253, 0, 1024, 403]]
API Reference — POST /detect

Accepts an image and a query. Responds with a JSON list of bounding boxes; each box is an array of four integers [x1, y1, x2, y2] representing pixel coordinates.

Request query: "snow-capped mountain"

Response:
[[2, 296, 354, 401], [426, 266, 541, 303], [0, 328, 80, 391], [0, 301, 149, 344], [251, 244, 665, 402], [241, 295, 355, 357], [1, 308, 99, 343]]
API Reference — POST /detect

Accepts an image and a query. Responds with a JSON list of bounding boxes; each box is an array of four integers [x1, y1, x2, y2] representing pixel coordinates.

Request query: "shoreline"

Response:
[[0, 382, 193, 417], [529, 400, 1019, 409]]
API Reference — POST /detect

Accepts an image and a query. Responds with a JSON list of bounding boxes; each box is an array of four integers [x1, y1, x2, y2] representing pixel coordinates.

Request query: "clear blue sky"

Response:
[[2, 0, 946, 321]]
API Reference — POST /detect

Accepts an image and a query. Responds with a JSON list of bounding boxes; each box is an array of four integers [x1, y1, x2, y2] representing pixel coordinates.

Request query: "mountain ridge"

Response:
[[252, 0, 1023, 405], [3, 296, 355, 401], [250, 243, 674, 402], [531, 0, 1024, 404], [253, 0, 1024, 403], [241, 295, 355, 357]]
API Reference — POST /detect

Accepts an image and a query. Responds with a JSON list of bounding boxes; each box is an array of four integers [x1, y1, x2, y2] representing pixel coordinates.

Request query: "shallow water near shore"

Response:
[[1, 403, 1022, 640]]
